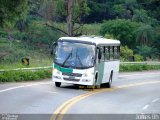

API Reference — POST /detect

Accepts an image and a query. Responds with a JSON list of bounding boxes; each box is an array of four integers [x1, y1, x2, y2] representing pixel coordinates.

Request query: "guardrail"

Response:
[[120, 62, 160, 65], [0, 62, 160, 73]]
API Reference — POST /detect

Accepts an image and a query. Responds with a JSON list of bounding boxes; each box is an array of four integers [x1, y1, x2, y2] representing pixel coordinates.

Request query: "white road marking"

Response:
[[0, 82, 51, 93], [152, 98, 160, 103], [143, 105, 149, 110], [44, 91, 57, 94]]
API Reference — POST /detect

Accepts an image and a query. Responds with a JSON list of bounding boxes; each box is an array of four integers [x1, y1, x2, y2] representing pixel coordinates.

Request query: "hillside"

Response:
[[0, 0, 160, 69], [0, 38, 52, 69]]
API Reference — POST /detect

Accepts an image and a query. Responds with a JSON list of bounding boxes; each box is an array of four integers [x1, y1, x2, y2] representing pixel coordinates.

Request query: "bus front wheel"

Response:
[[55, 82, 61, 87]]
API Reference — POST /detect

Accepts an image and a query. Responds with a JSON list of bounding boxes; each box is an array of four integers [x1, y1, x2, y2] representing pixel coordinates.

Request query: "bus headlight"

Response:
[[84, 70, 93, 77], [53, 69, 61, 79], [53, 69, 61, 75]]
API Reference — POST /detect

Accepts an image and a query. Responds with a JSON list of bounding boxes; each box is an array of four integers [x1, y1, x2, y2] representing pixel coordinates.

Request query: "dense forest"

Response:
[[0, 0, 160, 66]]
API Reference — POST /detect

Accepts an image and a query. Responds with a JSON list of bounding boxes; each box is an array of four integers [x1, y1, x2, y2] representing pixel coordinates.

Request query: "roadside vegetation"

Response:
[[120, 64, 160, 72], [0, 0, 160, 82], [1, 64, 160, 82], [0, 38, 53, 69], [0, 70, 52, 82]]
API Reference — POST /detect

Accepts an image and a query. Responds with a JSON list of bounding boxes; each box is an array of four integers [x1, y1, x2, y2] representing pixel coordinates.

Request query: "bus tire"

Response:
[[106, 72, 113, 88], [95, 72, 98, 84], [55, 82, 61, 87]]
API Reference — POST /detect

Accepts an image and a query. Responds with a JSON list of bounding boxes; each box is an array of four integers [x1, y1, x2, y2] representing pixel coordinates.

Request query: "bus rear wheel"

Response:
[[55, 82, 61, 87], [106, 82, 111, 88], [106, 72, 113, 88]]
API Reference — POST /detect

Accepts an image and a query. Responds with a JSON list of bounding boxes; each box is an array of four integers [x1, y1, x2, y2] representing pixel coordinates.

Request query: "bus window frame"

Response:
[[103, 45, 120, 61]]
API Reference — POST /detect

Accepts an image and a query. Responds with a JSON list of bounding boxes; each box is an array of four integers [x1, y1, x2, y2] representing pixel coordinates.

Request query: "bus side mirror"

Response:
[[50, 42, 57, 55]]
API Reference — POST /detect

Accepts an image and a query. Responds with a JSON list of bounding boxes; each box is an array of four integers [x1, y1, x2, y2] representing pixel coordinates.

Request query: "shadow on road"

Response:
[[59, 84, 110, 91]]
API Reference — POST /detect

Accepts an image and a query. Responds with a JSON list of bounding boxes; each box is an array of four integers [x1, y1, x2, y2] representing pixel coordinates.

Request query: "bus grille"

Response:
[[63, 77, 80, 82], [62, 73, 82, 77]]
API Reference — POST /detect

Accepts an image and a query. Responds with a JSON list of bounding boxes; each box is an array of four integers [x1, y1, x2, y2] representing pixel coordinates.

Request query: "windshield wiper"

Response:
[[62, 49, 73, 67], [76, 49, 83, 67]]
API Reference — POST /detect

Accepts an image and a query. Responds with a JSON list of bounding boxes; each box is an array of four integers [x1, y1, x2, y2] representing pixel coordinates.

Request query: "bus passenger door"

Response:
[[95, 47, 105, 85]]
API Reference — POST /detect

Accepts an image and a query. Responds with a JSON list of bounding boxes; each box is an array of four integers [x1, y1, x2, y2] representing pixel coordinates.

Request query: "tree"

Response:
[[132, 9, 158, 26], [100, 19, 140, 49], [153, 27, 160, 58], [0, 0, 28, 27], [66, 0, 74, 36], [56, 0, 90, 36], [136, 0, 160, 21], [132, 9, 149, 23], [113, 4, 126, 18], [135, 46, 159, 60], [85, 0, 110, 23], [32, 0, 90, 36], [135, 25, 155, 46]]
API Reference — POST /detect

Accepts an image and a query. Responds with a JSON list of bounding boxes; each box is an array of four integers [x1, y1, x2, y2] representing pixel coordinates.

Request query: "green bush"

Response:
[[2, 49, 27, 63], [0, 29, 7, 38], [99, 19, 140, 49], [135, 46, 159, 60], [120, 46, 144, 62], [83, 24, 101, 35], [0, 69, 52, 82], [134, 54, 144, 62], [120, 46, 133, 61], [12, 31, 28, 41], [0, 37, 52, 66], [27, 21, 61, 44]]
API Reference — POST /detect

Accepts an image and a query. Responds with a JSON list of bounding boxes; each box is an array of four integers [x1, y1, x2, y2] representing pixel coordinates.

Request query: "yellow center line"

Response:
[[50, 80, 160, 120]]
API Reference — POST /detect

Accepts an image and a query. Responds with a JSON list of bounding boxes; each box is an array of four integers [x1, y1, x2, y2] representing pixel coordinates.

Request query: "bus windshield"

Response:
[[54, 41, 96, 69]]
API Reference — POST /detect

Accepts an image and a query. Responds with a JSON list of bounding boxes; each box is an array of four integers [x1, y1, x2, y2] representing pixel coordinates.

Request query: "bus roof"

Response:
[[59, 36, 120, 46]]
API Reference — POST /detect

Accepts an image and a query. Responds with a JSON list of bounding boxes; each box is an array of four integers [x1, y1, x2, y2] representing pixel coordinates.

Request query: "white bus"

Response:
[[51, 36, 120, 88]]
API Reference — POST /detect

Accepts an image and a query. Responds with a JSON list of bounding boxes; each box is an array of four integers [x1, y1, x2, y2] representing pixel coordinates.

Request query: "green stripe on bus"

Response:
[[97, 62, 105, 85], [54, 64, 73, 73]]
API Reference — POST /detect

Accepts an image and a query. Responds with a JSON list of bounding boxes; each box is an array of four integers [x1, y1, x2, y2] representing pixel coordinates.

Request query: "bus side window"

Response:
[[114, 46, 120, 59], [110, 46, 113, 60], [113, 46, 115, 59], [104, 46, 110, 61], [100, 46, 105, 62], [117, 46, 120, 59], [114, 46, 117, 60]]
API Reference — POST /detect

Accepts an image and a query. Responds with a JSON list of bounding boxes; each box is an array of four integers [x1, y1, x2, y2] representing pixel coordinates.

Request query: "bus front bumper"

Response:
[[52, 76, 94, 86]]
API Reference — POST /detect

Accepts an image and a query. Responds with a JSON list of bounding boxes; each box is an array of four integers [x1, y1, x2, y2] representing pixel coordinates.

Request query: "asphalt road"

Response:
[[0, 71, 160, 120]]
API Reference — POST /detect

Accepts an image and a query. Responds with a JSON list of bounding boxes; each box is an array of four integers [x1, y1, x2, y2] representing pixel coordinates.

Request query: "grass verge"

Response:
[[120, 64, 160, 72], [0, 38, 53, 69], [0, 64, 160, 82], [0, 69, 52, 82]]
